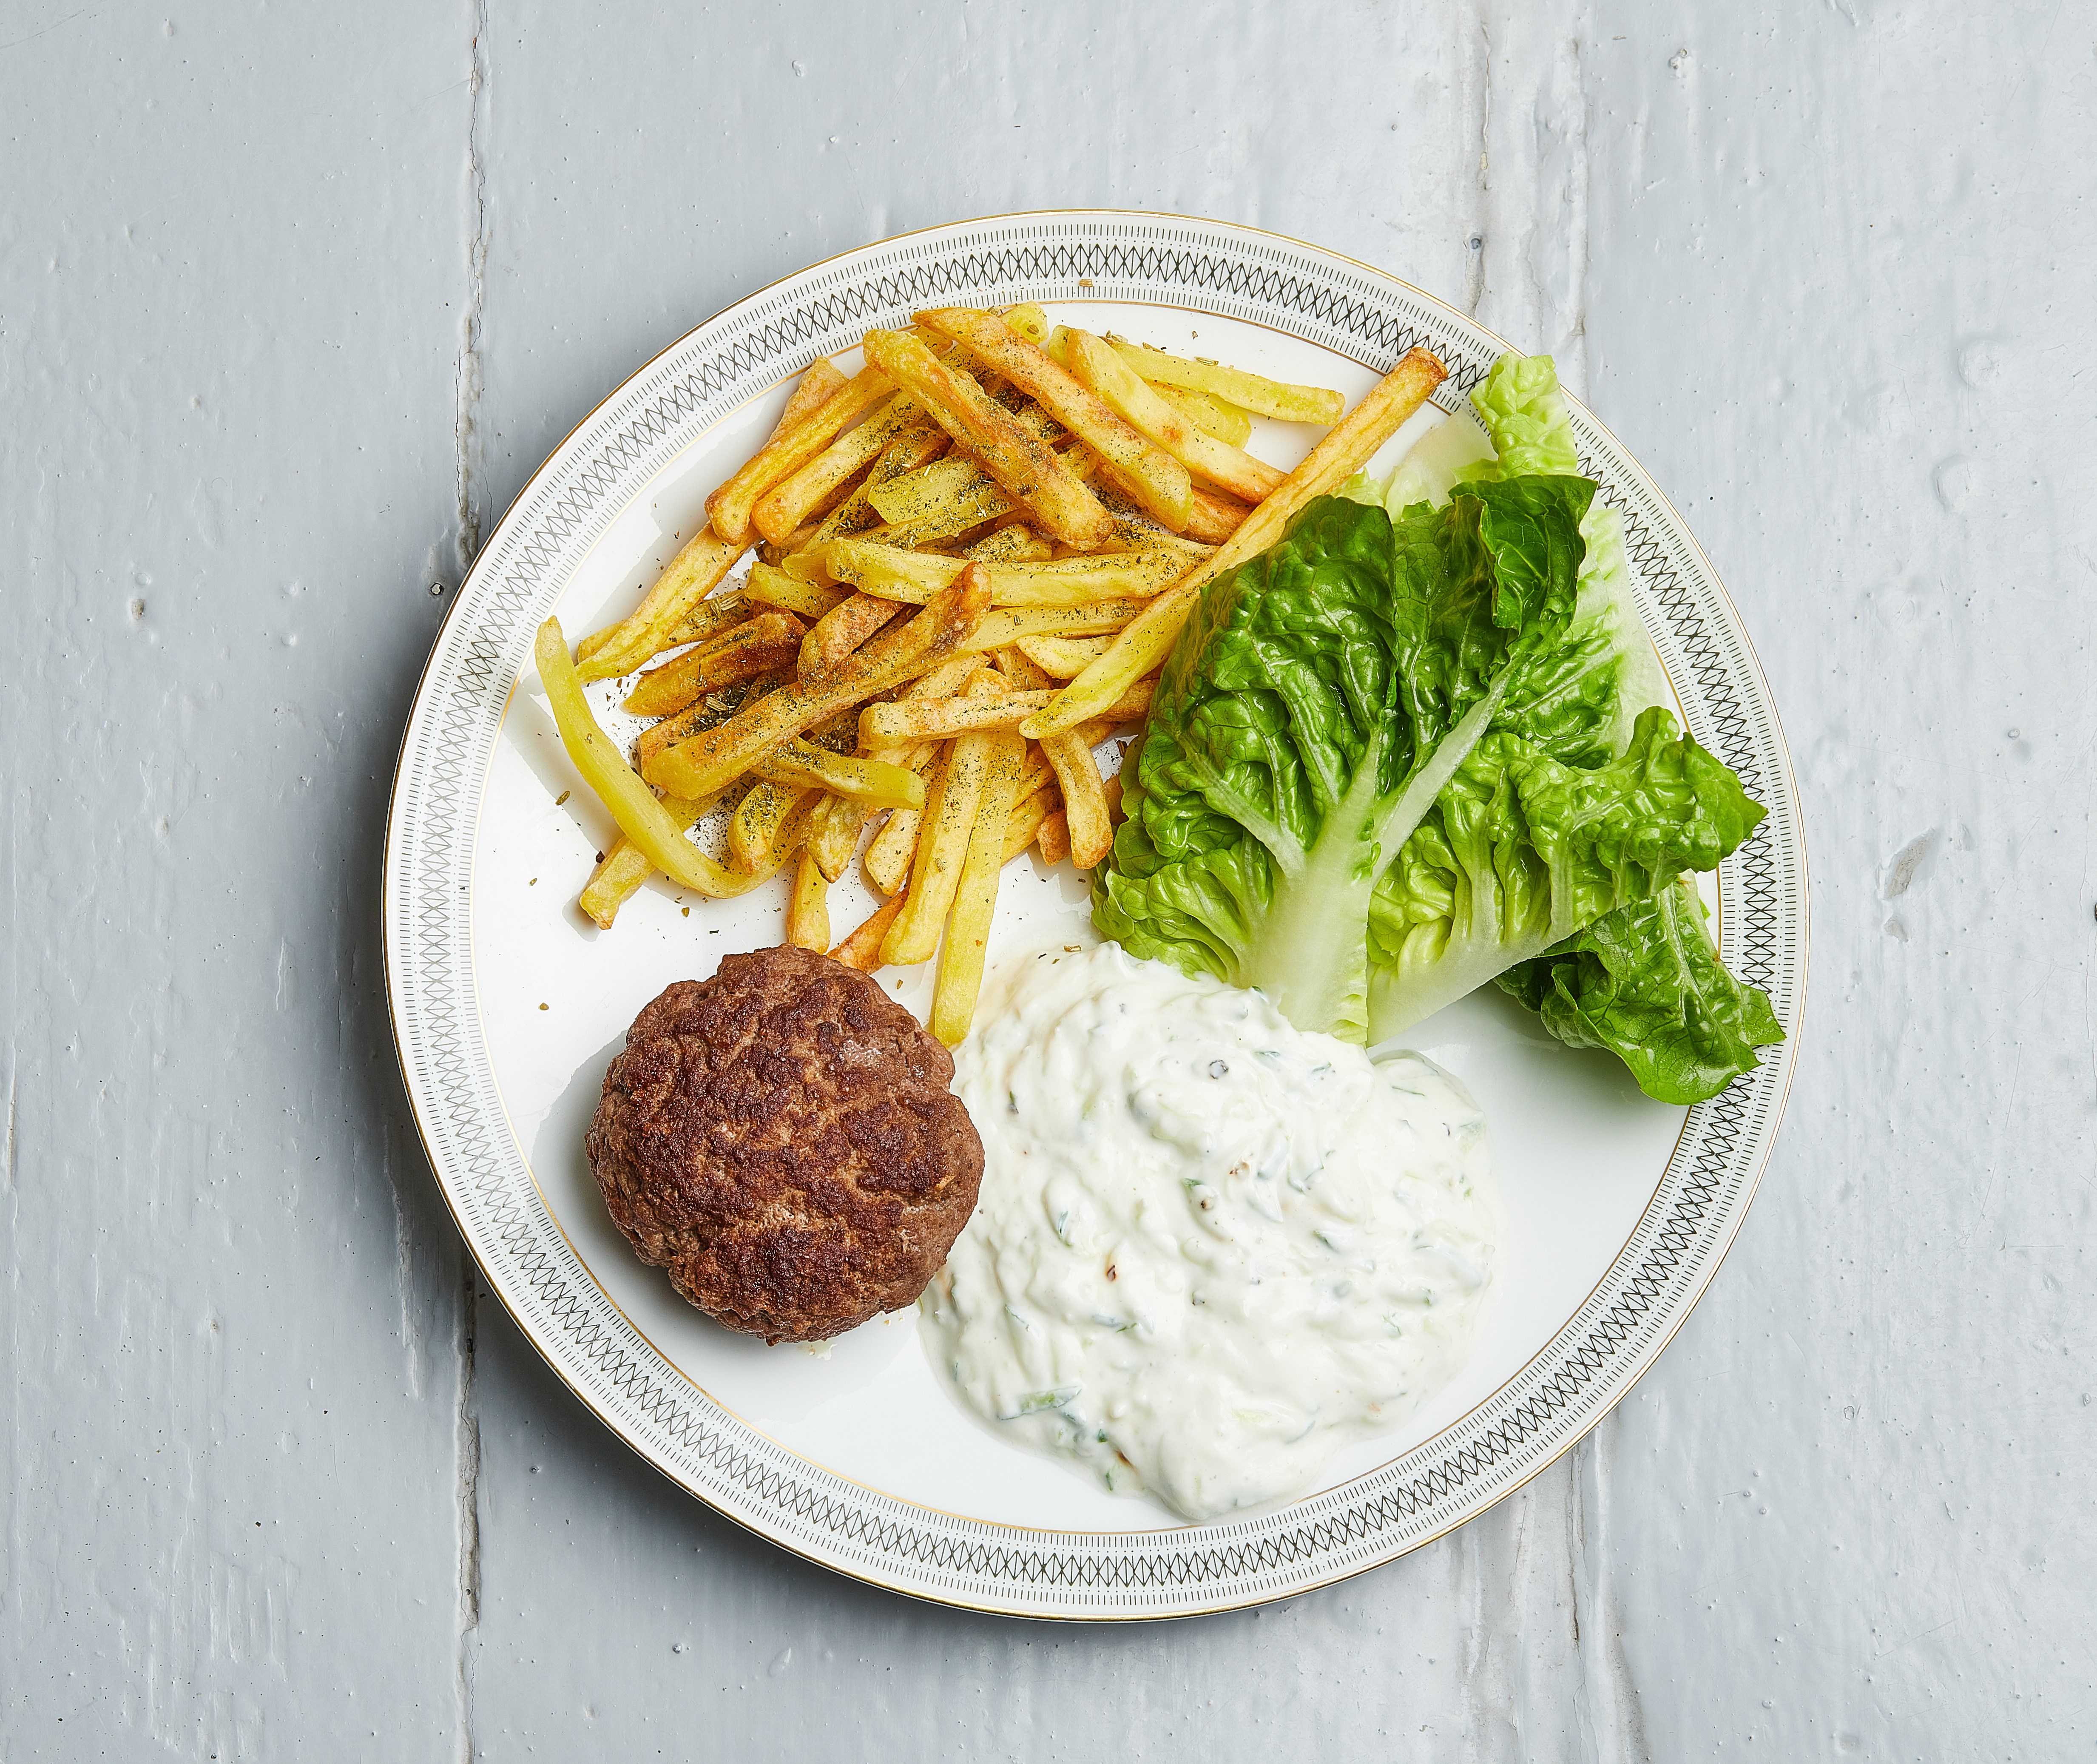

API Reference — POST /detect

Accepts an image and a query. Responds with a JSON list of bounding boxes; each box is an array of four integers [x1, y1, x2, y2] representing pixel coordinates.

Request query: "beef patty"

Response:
[[585, 945, 984, 1344]]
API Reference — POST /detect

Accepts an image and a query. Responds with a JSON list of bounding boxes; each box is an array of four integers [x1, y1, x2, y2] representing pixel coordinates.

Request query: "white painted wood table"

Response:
[[5, 3, 2090, 1757]]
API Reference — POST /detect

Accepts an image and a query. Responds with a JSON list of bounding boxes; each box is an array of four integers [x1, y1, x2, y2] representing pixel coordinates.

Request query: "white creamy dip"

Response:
[[919, 943, 1500, 1522]]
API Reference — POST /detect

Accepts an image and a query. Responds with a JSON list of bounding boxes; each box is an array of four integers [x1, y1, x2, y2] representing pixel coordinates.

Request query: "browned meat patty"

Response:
[[585, 945, 984, 1344]]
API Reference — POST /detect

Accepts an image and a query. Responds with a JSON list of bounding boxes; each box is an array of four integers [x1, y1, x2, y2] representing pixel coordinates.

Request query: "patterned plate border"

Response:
[[383, 212, 1807, 1619]]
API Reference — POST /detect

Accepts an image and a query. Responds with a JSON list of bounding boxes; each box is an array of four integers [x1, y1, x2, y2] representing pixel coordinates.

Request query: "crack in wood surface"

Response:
[[452, 12, 492, 1762], [455, 1264, 482, 1764], [453, 0, 492, 579]]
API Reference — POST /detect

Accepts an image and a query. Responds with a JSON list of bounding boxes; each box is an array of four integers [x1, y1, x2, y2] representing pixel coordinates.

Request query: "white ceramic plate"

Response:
[[384, 212, 1807, 1619]]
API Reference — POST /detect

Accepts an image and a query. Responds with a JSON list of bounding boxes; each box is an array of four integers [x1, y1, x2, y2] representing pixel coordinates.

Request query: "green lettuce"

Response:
[[1497, 500, 1671, 767], [1375, 410, 1496, 513], [1473, 357, 1670, 759], [1364, 707, 1766, 1037], [1496, 879, 1784, 1104], [1468, 352, 1581, 478], [1373, 352, 1670, 766], [1095, 480, 1590, 1041], [1100, 347, 1782, 1103]]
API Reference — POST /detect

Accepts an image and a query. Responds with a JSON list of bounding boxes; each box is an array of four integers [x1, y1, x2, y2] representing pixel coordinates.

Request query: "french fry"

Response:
[[961, 599, 1149, 652], [578, 843, 657, 928], [744, 560, 848, 622], [810, 480, 881, 547], [575, 360, 843, 677], [776, 548, 834, 585], [772, 523, 827, 560], [1185, 486, 1252, 544], [866, 455, 1020, 549], [987, 556, 1186, 607], [577, 789, 719, 928], [930, 730, 1025, 1045], [992, 646, 1054, 690], [1043, 728, 1113, 868], [859, 330, 1114, 548], [830, 891, 907, 971], [580, 586, 750, 675], [645, 566, 991, 800], [1153, 382, 1253, 446], [999, 302, 1051, 346], [751, 391, 933, 544], [773, 793, 824, 864], [863, 804, 923, 895], [1023, 348, 1447, 738], [635, 669, 788, 766], [962, 523, 1051, 564], [729, 780, 813, 871], [851, 403, 1057, 545], [787, 850, 830, 951], [862, 748, 936, 895], [1014, 632, 1115, 677], [1016, 740, 1057, 801], [1035, 809, 1070, 865], [1003, 784, 1059, 862], [798, 591, 903, 682], [577, 531, 746, 682], [1103, 773, 1125, 825], [803, 793, 858, 882], [901, 653, 983, 706], [851, 684, 973, 843], [753, 738, 927, 809], [881, 733, 991, 966], [871, 422, 955, 484], [861, 691, 1030, 748], [823, 540, 960, 600], [622, 611, 807, 719], [873, 502, 1017, 553], [1091, 483, 1221, 559], [1108, 337, 1346, 426], [534, 619, 776, 898], [828, 539, 1188, 607], [812, 420, 951, 547], [1066, 328, 1284, 505], [656, 592, 751, 651], [916, 307, 1193, 531], [777, 360, 852, 428], [851, 741, 943, 887], [868, 455, 992, 528], [708, 364, 895, 547], [860, 676, 1153, 747]]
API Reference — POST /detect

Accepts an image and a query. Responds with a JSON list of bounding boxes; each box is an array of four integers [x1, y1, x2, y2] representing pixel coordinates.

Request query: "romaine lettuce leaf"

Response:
[[1378, 411, 1496, 514], [1497, 498, 1671, 766], [1496, 878, 1784, 1104], [1096, 482, 1590, 1041], [1101, 346, 1776, 1099], [1365, 707, 1767, 1037], [1370, 350, 1668, 764], [1470, 351, 1581, 477]]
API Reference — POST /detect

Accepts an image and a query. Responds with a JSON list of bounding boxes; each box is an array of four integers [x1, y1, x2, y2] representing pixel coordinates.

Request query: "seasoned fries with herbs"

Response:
[[1105, 338, 1346, 426], [537, 312, 1449, 1042], [860, 328, 1114, 548], [915, 306, 1193, 531], [1064, 327, 1284, 506], [1022, 347, 1448, 739]]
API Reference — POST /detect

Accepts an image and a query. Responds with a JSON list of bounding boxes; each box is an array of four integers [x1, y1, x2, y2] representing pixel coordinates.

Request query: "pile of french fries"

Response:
[[535, 300, 1448, 1045]]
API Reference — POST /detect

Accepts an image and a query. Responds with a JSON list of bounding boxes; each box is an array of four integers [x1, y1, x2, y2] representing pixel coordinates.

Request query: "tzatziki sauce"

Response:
[[919, 943, 1500, 1522]]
